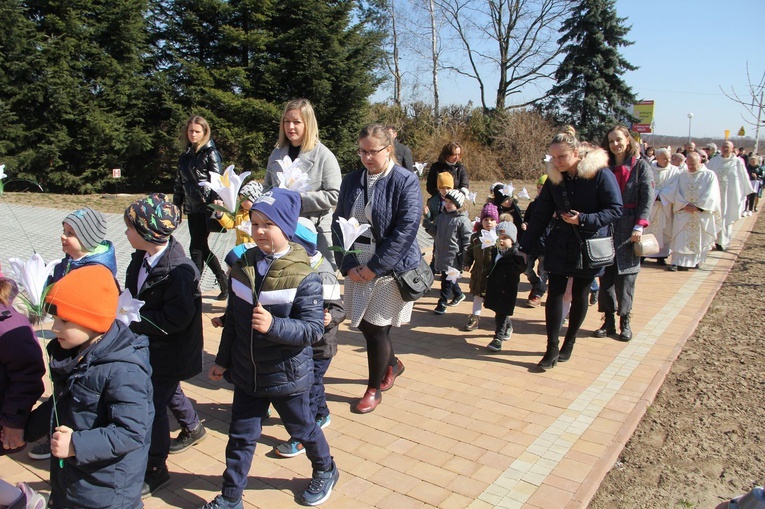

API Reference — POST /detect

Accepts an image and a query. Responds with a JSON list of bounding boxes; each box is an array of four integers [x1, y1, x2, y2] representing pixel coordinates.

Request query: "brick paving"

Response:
[[0, 200, 758, 508]]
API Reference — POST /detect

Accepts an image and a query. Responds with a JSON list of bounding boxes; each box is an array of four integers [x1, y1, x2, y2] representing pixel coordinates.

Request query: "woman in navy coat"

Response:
[[518, 128, 623, 370]]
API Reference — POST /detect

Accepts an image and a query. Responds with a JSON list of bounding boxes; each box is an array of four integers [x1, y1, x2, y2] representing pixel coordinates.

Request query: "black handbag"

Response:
[[578, 230, 615, 268], [561, 186, 614, 269], [393, 256, 434, 302]]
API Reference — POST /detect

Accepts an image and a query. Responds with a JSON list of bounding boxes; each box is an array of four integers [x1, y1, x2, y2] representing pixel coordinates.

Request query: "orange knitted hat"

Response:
[[45, 265, 118, 333]]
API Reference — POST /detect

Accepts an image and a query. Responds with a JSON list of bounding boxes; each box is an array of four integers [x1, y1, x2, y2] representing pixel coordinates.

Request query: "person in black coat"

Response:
[[173, 115, 228, 300], [388, 125, 414, 171], [484, 222, 527, 353], [518, 130, 623, 370], [124, 194, 204, 498], [426, 141, 470, 196]]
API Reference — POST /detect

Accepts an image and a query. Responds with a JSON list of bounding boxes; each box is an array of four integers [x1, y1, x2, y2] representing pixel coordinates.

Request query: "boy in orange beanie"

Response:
[[25, 265, 153, 508]]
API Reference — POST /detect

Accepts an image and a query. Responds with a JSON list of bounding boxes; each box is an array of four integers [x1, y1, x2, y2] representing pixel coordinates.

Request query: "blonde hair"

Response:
[[277, 99, 319, 152], [179, 115, 211, 152], [550, 125, 580, 151]]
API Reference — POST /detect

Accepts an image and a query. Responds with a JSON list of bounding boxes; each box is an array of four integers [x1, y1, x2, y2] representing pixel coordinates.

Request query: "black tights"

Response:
[[358, 320, 395, 390], [187, 212, 224, 278], [545, 274, 594, 345]]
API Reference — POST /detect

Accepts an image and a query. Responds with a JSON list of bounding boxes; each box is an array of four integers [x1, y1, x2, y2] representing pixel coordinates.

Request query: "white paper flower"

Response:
[[502, 183, 515, 198], [237, 218, 252, 237], [480, 229, 498, 249], [413, 162, 427, 177], [116, 289, 144, 325], [275, 156, 312, 193], [445, 266, 461, 283], [336, 217, 371, 252], [518, 187, 530, 200], [7, 253, 58, 310], [468, 191, 478, 205], [544, 154, 552, 163], [199, 165, 251, 214], [0, 164, 6, 180]]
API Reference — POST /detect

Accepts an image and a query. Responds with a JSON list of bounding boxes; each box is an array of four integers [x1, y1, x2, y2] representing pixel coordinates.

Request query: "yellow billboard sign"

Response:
[[633, 101, 655, 133]]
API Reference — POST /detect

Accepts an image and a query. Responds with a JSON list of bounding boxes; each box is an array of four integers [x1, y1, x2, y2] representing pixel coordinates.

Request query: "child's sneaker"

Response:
[[527, 295, 542, 308], [169, 422, 206, 454], [27, 440, 51, 460], [274, 439, 306, 458], [486, 338, 502, 352], [462, 314, 479, 331], [301, 461, 339, 506], [9, 482, 47, 509], [198, 494, 244, 509], [434, 302, 447, 315], [447, 293, 466, 306], [316, 414, 331, 430]]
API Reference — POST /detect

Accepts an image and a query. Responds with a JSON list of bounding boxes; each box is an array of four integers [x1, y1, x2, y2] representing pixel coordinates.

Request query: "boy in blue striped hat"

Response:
[[203, 188, 339, 508]]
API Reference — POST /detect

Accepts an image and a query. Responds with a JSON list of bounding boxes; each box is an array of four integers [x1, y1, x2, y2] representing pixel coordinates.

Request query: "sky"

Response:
[[373, 0, 765, 140]]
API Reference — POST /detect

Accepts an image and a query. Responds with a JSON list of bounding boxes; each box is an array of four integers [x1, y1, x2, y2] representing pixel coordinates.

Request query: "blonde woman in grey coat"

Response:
[[265, 99, 342, 268]]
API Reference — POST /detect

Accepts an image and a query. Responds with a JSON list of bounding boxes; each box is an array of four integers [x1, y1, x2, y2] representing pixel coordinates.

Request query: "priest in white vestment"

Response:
[[668, 152, 722, 270], [706, 141, 753, 249], [645, 148, 681, 262]]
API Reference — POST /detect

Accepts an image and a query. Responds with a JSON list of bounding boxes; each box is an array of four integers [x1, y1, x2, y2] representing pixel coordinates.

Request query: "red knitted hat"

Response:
[[45, 265, 118, 333]]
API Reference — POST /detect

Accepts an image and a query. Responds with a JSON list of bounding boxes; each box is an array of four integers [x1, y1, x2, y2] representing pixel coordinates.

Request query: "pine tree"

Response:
[[2, 0, 157, 192], [541, 0, 637, 142], [254, 0, 385, 169]]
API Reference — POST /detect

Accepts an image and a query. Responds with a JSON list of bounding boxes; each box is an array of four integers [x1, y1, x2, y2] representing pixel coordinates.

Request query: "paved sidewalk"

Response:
[[0, 201, 758, 508]]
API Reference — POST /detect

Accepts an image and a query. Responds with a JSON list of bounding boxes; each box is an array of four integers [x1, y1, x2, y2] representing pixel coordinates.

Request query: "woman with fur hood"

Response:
[[518, 128, 623, 370]]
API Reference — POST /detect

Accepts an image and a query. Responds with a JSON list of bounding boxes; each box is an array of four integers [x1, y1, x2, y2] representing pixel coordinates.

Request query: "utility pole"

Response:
[[754, 91, 764, 154]]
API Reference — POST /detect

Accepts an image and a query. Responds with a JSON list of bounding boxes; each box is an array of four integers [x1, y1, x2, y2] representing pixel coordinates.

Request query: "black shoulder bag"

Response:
[[561, 186, 615, 270]]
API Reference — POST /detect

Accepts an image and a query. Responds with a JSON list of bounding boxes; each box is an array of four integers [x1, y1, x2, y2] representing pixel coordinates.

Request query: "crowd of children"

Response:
[[0, 176, 346, 507]]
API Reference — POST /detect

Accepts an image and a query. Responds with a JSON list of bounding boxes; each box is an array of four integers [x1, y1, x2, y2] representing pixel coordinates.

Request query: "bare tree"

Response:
[[429, 0, 440, 115], [436, 0, 568, 112], [386, 0, 403, 107], [720, 62, 765, 153]]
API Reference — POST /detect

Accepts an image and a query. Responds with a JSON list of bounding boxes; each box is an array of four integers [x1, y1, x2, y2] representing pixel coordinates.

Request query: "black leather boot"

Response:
[[559, 336, 576, 362], [538, 340, 559, 370], [619, 314, 633, 342], [215, 272, 229, 301], [593, 313, 616, 338]]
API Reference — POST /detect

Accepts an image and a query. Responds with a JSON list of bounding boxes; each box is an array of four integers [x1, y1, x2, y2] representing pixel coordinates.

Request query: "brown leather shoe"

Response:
[[380, 359, 405, 391], [354, 388, 381, 414]]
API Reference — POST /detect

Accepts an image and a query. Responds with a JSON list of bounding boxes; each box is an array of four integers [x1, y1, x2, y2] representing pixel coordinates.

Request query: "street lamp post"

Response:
[[687, 113, 694, 144]]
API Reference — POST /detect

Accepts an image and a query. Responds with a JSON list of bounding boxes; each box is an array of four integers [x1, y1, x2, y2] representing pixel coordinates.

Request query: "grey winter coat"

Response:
[[609, 157, 654, 275], [426, 209, 472, 272]]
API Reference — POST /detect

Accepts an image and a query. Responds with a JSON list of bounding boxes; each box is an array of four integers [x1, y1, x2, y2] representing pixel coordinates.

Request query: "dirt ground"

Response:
[[590, 211, 765, 509]]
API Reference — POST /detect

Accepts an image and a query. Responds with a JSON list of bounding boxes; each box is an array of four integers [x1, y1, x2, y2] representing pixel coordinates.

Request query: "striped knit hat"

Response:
[[63, 208, 108, 252]]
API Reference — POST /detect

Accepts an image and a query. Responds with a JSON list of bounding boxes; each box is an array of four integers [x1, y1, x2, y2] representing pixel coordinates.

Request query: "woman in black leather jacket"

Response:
[[173, 115, 228, 300]]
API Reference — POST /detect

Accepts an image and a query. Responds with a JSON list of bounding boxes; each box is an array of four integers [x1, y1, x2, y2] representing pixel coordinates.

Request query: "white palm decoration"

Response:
[[413, 162, 426, 177], [445, 266, 461, 283], [480, 229, 498, 249], [334, 217, 371, 252], [276, 156, 312, 193], [518, 187, 530, 200], [116, 289, 144, 325], [199, 165, 251, 215]]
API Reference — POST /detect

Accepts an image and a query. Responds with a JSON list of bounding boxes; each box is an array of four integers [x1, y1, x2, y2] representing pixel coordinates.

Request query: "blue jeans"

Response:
[[310, 357, 332, 420], [221, 387, 332, 500]]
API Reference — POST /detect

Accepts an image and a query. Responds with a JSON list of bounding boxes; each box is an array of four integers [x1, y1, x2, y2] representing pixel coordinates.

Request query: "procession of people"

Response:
[[1, 108, 762, 509]]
